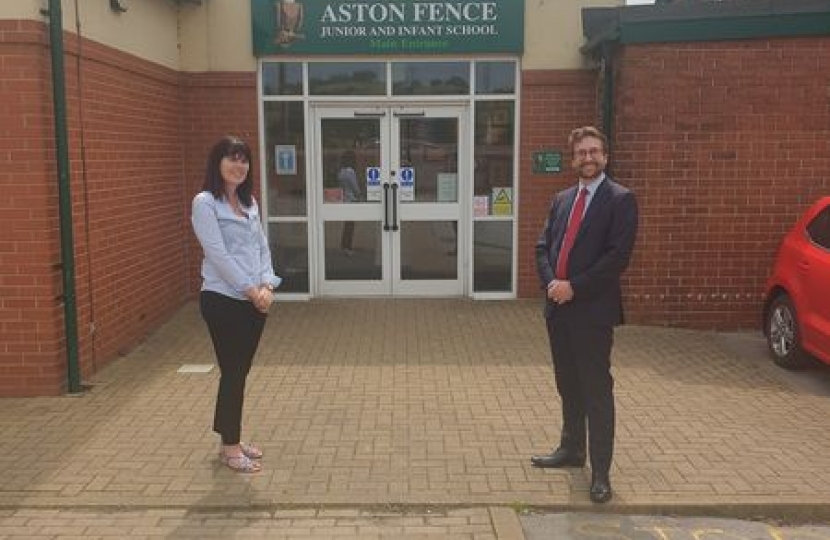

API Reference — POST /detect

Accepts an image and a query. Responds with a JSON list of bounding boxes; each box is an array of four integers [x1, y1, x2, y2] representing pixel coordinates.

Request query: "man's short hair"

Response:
[[568, 126, 608, 154]]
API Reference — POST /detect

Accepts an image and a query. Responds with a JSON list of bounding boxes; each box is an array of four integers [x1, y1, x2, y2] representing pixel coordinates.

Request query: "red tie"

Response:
[[555, 187, 589, 279]]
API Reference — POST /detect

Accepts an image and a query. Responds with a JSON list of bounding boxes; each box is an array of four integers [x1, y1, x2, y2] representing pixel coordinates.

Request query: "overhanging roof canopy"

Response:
[[582, 0, 830, 56]]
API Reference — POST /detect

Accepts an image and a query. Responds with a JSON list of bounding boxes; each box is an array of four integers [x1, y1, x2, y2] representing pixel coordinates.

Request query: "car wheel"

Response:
[[765, 294, 807, 369]]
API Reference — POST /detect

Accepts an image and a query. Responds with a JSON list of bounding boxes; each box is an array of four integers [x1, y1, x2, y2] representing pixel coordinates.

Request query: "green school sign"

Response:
[[252, 0, 524, 55]]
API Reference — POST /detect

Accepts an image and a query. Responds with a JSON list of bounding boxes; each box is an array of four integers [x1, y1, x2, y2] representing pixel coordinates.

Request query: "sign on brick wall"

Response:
[[532, 150, 562, 174]]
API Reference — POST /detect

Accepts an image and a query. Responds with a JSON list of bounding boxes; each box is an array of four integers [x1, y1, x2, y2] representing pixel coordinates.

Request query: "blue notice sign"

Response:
[[399, 167, 415, 201], [367, 167, 380, 185], [366, 166, 382, 202], [275, 145, 296, 175]]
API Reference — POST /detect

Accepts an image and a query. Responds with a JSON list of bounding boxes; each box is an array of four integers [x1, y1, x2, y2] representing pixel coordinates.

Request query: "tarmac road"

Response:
[[521, 513, 830, 540]]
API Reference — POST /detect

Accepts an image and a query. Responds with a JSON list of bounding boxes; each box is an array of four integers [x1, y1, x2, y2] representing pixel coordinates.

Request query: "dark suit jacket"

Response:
[[535, 176, 638, 326]]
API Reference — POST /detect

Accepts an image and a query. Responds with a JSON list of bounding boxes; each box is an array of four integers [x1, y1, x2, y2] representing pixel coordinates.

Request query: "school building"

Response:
[[1, 0, 828, 395]]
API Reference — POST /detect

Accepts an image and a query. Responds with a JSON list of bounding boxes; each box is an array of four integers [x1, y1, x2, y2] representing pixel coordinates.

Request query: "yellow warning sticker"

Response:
[[491, 187, 513, 216]]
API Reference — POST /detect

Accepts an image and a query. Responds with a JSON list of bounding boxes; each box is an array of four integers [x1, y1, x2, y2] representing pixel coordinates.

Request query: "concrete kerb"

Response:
[[490, 506, 527, 540], [2, 501, 830, 524], [1, 502, 829, 540], [516, 503, 830, 525], [0, 505, 524, 540]]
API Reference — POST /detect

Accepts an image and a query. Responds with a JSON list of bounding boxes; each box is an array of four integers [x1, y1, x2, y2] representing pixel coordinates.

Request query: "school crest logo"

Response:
[[275, 0, 305, 46]]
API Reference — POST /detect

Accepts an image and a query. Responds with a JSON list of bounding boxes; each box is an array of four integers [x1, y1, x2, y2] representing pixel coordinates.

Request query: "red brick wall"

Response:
[[612, 38, 830, 329], [179, 72, 259, 295], [0, 20, 190, 395], [518, 38, 830, 330], [0, 20, 65, 395], [517, 70, 599, 300], [0, 18, 259, 396], [67, 33, 188, 380], [5, 19, 828, 395]]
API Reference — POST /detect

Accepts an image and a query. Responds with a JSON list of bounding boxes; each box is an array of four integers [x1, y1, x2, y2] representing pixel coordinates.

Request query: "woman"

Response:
[[337, 150, 360, 254], [191, 136, 281, 473]]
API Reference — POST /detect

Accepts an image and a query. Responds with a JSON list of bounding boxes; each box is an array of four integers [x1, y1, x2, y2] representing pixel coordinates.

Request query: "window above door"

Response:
[[261, 60, 517, 98]]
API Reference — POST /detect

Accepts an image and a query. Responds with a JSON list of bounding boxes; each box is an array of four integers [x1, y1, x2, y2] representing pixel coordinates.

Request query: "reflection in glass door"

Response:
[[393, 110, 462, 295], [314, 106, 465, 296], [317, 110, 387, 295]]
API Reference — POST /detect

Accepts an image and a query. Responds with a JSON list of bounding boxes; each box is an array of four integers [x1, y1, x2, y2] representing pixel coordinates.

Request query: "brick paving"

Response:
[[2, 299, 830, 538], [0, 507, 503, 539]]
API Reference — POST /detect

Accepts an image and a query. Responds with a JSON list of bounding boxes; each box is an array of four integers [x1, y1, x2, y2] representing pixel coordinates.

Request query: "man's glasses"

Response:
[[574, 148, 603, 159]]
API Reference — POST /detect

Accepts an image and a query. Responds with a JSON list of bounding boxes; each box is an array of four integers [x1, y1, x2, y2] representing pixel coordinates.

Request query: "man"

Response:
[[532, 126, 638, 504]]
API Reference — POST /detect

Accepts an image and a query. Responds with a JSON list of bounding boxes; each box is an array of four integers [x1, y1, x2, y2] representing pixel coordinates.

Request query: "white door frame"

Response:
[[310, 103, 469, 296]]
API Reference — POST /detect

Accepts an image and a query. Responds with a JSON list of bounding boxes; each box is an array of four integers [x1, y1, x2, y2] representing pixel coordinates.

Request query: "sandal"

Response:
[[219, 452, 261, 473], [240, 442, 263, 460]]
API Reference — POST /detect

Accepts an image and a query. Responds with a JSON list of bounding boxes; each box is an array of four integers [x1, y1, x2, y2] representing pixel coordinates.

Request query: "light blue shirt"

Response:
[[191, 191, 282, 300], [575, 172, 605, 218]]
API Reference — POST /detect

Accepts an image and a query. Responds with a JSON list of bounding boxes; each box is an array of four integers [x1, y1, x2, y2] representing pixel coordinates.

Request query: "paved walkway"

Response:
[[2, 299, 830, 538]]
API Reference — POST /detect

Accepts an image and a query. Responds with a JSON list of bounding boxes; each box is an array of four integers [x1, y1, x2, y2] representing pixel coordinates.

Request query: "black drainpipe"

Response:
[[46, 0, 82, 394], [600, 41, 615, 154]]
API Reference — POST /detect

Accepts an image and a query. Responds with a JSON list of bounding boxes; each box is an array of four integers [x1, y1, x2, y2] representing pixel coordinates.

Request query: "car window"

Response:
[[806, 206, 830, 249]]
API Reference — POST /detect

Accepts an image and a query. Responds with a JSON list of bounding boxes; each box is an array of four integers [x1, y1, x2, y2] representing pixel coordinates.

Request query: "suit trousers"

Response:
[[200, 291, 267, 445], [546, 314, 615, 475]]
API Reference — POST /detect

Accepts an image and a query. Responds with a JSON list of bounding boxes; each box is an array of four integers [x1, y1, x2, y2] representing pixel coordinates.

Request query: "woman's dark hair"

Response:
[[201, 136, 255, 207]]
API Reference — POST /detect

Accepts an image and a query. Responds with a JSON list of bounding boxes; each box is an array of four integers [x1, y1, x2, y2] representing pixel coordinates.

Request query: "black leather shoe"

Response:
[[530, 447, 586, 468], [590, 474, 613, 504]]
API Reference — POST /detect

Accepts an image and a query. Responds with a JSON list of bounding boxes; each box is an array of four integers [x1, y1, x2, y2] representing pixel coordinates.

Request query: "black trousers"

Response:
[[546, 315, 615, 475], [200, 291, 266, 445]]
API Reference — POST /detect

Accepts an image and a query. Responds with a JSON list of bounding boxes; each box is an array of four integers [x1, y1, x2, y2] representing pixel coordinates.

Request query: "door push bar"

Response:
[[382, 173, 400, 232]]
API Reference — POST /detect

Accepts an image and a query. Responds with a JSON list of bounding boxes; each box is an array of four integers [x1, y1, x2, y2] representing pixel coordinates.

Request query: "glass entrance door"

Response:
[[314, 105, 466, 296]]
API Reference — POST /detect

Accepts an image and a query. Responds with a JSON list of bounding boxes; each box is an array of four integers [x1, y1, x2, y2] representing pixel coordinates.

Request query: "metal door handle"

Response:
[[391, 183, 399, 232], [383, 183, 391, 231]]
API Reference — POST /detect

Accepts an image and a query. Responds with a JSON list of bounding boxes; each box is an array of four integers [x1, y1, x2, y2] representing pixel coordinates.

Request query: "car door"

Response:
[[799, 204, 830, 358]]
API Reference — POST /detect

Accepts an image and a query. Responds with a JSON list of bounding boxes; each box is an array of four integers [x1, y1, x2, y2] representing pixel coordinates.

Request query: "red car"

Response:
[[763, 197, 830, 368]]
